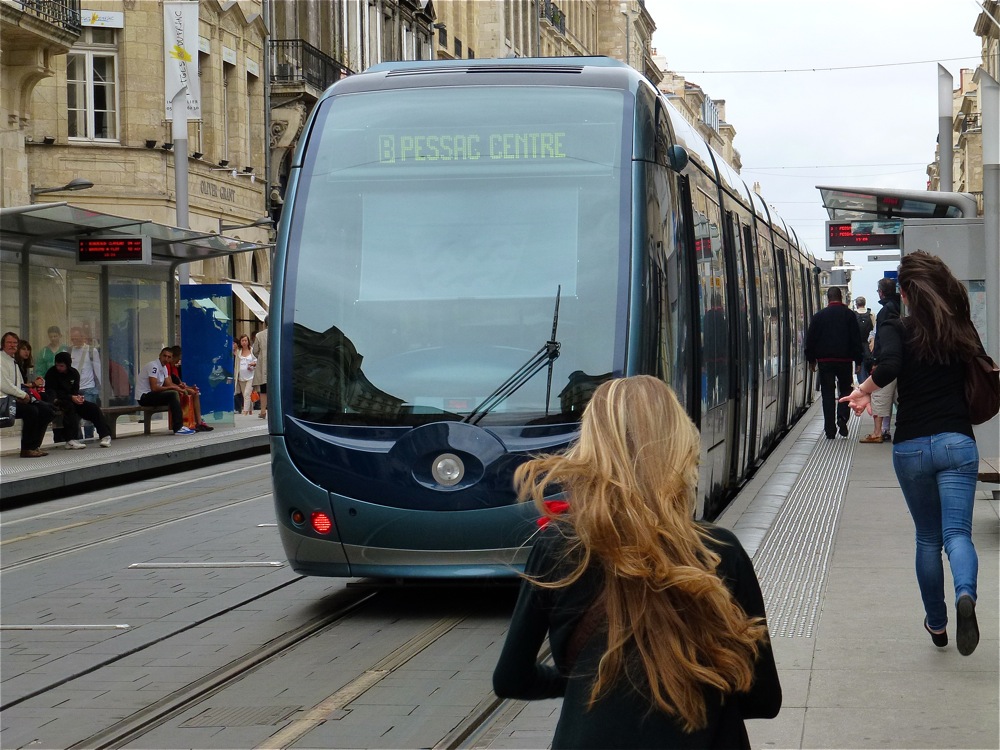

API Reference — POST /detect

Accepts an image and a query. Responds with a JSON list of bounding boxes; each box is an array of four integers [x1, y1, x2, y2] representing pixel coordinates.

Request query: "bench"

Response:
[[979, 457, 999, 484], [100, 405, 171, 439]]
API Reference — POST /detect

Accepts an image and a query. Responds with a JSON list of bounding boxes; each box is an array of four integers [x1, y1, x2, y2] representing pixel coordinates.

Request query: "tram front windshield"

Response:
[[288, 84, 628, 427]]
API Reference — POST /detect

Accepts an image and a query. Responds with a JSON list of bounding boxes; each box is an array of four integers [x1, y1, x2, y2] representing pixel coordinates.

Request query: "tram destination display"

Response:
[[78, 235, 152, 265]]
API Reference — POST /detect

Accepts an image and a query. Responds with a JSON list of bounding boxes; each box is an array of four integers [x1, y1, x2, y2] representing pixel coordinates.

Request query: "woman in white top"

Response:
[[234, 334, 257, 415]]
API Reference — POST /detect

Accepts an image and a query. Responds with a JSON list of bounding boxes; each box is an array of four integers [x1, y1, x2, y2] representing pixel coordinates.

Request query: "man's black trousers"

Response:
[[817, 361, 853, 437]]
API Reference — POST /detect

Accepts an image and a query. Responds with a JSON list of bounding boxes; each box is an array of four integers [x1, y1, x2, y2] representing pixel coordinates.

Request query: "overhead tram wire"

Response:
[[674, 55, 981, 75]]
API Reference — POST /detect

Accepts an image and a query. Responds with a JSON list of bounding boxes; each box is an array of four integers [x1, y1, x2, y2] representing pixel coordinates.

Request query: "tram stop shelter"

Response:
[[818, 184, 999, 489], [0, 202, 267, 411]]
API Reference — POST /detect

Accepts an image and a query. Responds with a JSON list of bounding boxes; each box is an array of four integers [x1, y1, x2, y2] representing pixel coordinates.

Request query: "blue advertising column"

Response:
[[180, 284, 235, 425]]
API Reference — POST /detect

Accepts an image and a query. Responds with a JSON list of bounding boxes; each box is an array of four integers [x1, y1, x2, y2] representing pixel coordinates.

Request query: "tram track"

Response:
[[64, 586, 381, 750], [0, 492, 273, 573], [432, 645, 553, 750]]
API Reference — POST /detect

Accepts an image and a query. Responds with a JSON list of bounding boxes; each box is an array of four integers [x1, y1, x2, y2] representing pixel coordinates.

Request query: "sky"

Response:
[[649, 0, 987, 305]]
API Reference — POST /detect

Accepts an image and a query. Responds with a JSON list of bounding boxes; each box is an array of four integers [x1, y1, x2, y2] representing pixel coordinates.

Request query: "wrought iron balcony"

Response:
[[541, 0, 566, 35], [271, 39, 352, 93], [4, 0, 81, 34]]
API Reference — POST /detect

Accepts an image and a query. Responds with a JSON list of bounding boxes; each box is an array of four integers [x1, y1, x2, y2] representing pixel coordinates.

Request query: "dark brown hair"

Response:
[[897, 251, 980, 363]]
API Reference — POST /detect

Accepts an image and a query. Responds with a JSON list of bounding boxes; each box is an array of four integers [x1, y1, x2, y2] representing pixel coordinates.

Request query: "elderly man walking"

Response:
[[805, 287, 865, 439]]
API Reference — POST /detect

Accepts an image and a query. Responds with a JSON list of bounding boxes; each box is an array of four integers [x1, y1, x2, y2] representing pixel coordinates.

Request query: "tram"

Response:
[[269, 57, 820, 578]]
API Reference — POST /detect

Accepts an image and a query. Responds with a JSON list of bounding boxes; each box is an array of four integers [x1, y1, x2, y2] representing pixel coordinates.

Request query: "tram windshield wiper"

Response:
[[464, 287, 561, 426]]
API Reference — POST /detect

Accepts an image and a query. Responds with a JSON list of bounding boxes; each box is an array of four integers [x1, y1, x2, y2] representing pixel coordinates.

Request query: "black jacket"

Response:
[[44, 365, 82, 404], [493, 524, 781, 749], [870, 318, 973, 443], [805, 302, 865, 365], [871, 294, 901, 361]]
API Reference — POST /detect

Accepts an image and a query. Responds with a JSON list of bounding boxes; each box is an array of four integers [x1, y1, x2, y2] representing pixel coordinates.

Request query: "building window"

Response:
[[67, 28, 119, 141], [454, 37, 462, 58], [438, 25, 447, 47], [223, 62, 235, 159]]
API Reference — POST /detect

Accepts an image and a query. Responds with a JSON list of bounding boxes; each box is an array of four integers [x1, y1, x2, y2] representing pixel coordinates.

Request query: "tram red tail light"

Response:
[[311, 511, 334, 535]]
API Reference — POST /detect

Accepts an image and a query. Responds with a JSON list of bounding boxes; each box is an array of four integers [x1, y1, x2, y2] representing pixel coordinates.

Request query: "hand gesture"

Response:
[[839, 388, 872, 417]]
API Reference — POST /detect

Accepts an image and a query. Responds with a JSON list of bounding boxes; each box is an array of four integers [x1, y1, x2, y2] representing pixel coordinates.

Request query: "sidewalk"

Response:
[[724, 406, 999, 749], [0, 412, 269, 504], [484, 405, 999, 749]]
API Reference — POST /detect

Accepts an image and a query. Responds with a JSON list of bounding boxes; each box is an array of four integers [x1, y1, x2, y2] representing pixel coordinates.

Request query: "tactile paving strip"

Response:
[[752, 418, 858, 637]]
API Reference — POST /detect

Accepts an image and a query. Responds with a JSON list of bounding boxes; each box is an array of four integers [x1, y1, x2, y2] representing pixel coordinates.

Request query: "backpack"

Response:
[[856, 310, 874, 341]]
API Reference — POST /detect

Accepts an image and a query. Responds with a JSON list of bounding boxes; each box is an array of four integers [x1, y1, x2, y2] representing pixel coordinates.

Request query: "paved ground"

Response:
[[0, 412, 269, 503], [2, 404, 997, 749], [483, 406, 1000, 750]]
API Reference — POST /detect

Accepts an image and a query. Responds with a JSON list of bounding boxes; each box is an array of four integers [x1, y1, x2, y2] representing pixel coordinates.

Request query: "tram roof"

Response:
[[0, 202, 267, 265], [325, 56, 637, 97]]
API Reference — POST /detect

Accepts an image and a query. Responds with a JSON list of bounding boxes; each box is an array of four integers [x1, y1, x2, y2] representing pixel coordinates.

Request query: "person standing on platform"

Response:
[[1, 331, 53, 457], [843, 251, 981, 656], [866, 277, 902, 443], [136, 348, 195, 435], [493, 376, 780, 749], [251, 316, 268, 419], [37, 326, 68, 376], [854, 296, 875, 383], [805, 286, 864, 439], [234, 334, 257, 415], [69, 326, 101, 439]]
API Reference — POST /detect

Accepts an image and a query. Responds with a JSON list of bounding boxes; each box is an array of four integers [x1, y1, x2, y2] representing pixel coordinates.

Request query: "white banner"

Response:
[[164, 1, 201, 119]]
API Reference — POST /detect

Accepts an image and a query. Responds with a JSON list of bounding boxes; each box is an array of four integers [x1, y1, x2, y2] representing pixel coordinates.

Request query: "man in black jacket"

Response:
[[805, 286, 865, 439], [44, 352, 113, 448]]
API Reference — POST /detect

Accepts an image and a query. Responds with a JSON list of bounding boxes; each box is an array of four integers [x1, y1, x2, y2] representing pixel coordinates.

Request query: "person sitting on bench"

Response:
[[137, 348, 195, 435], [44, 352, 113, 449]]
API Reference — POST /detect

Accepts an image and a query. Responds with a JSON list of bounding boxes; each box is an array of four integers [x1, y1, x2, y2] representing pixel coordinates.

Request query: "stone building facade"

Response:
[[3, 0, 271, 333], [926, 0, 999, 217], [655, 63, 741, 171]]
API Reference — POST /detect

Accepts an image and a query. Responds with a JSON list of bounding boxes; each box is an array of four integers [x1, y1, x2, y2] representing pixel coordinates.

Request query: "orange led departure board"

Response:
[[78, 235, 151, 264], [826, 220, 902, 251]]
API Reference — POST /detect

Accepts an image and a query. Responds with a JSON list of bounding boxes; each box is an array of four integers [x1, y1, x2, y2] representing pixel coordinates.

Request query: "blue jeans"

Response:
[[892, 433, 979, 630]]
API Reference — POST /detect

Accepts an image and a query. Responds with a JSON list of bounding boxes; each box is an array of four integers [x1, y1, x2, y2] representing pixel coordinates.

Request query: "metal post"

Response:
[[172, 87, 190, 284], [937, 64, 953, 193], [263, 0, 273, 219], [976, 68, 999, 360], [621, 2, 630, 68]]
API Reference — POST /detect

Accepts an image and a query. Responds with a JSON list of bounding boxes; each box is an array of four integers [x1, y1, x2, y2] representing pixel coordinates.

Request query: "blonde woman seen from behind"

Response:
[[493, 375, 780, 749]]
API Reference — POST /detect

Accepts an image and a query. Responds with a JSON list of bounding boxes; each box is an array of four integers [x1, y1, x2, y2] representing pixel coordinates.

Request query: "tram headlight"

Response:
[[431, 453, 465, 487]]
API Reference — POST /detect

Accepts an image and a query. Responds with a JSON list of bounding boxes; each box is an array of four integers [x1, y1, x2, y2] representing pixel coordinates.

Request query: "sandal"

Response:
[[859, 434, 883, 443]]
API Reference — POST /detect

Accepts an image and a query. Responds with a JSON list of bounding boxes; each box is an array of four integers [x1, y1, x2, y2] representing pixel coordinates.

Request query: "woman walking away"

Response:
[[234, 334, 257, 415], [493, 375, 780, 749], [843, 251, 982, 656]]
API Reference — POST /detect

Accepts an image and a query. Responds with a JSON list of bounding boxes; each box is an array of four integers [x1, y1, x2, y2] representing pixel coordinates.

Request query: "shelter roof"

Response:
[[0, 203, 266, 264]]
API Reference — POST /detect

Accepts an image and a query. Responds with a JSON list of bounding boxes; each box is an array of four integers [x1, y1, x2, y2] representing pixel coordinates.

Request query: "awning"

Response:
[[231, 281, 268, 321], [248, 284, 270, 307], [0, 202, 270, 263]]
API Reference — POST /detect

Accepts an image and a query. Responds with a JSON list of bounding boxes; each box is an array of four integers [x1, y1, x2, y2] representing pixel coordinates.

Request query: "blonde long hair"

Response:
[[514, 375, 767, 732]]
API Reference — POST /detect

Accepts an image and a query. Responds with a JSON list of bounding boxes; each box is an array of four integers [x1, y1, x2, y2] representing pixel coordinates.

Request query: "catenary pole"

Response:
[[173, 86, 190, 284], [938, 64, 953, 193]]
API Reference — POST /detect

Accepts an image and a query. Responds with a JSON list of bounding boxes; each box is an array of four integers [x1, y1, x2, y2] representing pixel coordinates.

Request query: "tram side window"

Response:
[[693, 190, 729, 410]]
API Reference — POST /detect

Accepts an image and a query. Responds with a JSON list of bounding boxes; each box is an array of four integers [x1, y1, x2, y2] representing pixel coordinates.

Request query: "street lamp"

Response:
[[220, 216, 273, 232], [30, 178, 94, 204]]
